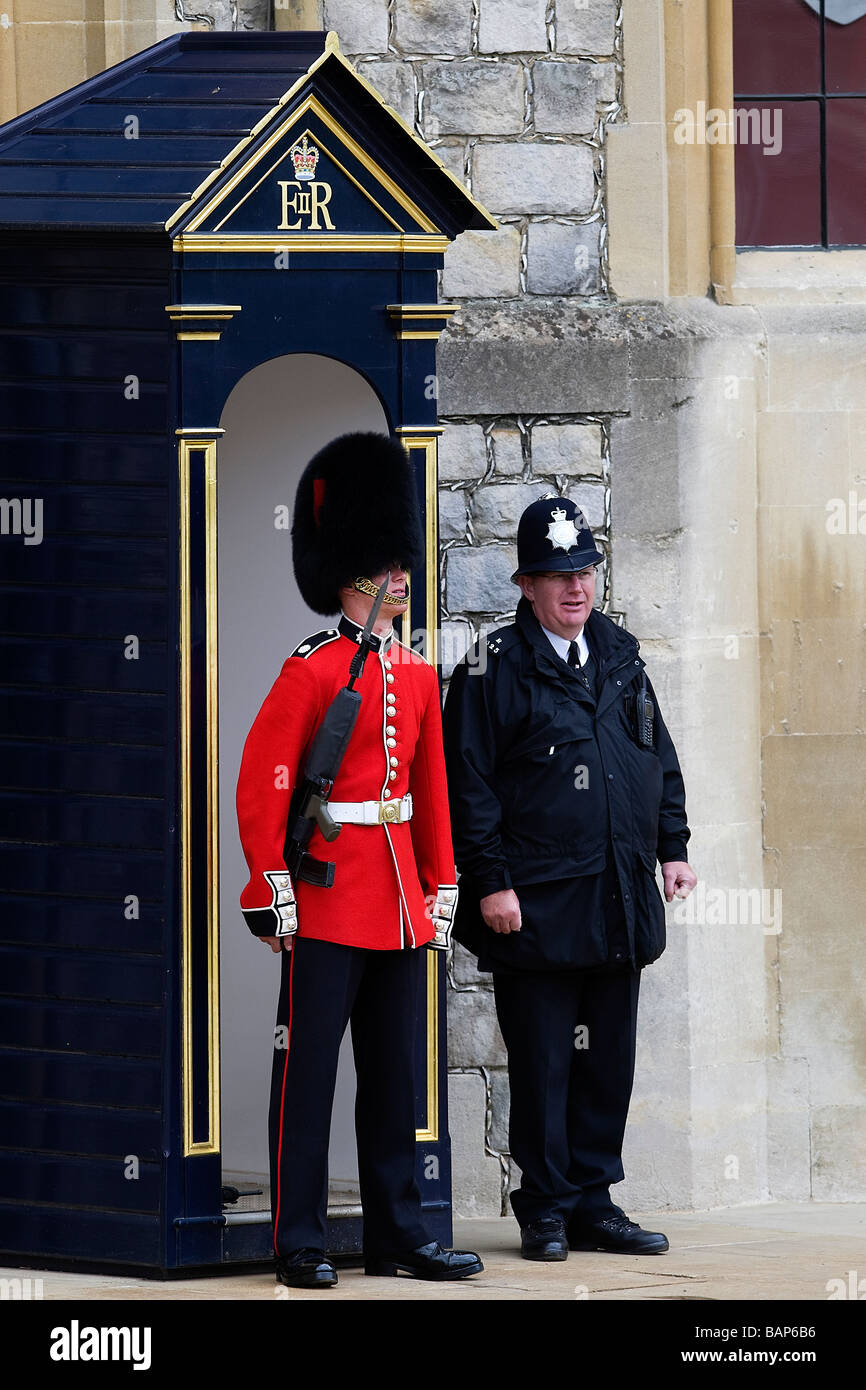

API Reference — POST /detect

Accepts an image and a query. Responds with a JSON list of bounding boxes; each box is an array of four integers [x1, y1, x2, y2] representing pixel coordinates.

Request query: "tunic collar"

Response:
[[338, 612, 394, 653]]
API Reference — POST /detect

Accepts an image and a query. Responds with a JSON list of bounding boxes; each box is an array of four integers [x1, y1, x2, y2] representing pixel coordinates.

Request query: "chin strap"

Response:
[[352, 575, 409, 607]]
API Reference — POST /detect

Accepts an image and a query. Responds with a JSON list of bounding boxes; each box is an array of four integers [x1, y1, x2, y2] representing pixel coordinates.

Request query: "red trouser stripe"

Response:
[[272, 944, 295, 1256]]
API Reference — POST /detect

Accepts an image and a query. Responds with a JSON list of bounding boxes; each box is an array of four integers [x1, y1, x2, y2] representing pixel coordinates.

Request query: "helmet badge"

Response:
[[546, 506, 579, 553]]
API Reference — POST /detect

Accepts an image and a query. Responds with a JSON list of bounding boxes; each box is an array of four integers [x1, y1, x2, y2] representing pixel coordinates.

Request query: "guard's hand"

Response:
[[661, 862, 697, 903], [481, 889, 522, 934], [258, 935, 293, 954]]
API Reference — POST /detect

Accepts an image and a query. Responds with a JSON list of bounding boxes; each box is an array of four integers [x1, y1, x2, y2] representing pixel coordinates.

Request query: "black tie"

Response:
[[569, 640, 593, 691]]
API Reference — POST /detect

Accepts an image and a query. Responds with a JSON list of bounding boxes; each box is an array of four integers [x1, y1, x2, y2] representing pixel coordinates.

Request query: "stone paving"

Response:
[[3, 1203, 863, 1302]]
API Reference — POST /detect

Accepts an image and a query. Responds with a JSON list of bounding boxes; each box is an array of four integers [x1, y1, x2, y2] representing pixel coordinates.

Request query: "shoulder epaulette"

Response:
[[290, 629, 340, 660], [485, 623, 519, 659]]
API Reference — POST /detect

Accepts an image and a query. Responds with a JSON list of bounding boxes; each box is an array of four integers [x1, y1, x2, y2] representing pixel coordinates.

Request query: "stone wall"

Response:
[[438, 297, 769, 1216], [322, 0, 620, 302], [756, 307, 866, 1204]]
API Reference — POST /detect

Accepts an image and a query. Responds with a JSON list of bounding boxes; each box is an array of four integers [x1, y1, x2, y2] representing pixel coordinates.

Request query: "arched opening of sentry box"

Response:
[[217, 353, 388, 1249]]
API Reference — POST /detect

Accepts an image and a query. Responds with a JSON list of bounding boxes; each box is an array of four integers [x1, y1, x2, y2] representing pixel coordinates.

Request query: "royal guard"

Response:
[[236, 432, 483, 1289]]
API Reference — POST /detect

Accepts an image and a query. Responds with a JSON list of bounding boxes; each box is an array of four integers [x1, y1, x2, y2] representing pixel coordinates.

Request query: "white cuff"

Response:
[[428, 883, 458, 950], [263, 870, 298, 937]]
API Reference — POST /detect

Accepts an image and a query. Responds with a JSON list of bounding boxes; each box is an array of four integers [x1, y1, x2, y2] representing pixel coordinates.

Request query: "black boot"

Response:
[[520, 1217, 569, 1261], [365, 1240, 483, 1280], [276, 1249, 338, 1288], [568, 1213, 669, 1254]]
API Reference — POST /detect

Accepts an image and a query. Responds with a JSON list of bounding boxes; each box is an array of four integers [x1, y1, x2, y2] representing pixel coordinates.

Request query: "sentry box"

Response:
[[0, 30, 495, 1276]]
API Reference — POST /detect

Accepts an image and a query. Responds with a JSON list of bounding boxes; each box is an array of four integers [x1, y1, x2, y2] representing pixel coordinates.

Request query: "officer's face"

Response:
[[518, 567, 597, 638]]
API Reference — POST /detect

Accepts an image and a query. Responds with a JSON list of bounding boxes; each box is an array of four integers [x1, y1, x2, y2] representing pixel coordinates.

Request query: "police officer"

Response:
[[236, 433, 482, 1288], [442, 497, 696, 1261]]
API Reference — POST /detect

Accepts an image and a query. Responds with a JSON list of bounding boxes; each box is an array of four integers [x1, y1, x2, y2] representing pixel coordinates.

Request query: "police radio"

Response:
[[635, 676, 655, 749]]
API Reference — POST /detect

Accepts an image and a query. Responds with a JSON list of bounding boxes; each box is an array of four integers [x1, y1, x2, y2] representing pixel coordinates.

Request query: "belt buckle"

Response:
[[379, 801, 399, 824]]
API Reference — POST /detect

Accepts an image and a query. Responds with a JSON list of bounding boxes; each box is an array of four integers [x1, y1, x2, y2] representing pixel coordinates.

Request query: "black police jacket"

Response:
[[442, 598, 691, 969]]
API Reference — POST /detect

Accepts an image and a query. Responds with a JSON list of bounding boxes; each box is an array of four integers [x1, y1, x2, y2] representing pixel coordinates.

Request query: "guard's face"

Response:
[[369, 566, 410, 612], [518, 566, 596, 637]]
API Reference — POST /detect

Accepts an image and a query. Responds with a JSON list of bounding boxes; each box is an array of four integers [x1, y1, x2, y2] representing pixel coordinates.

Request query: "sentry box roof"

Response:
[[0, 30, 496, 244]]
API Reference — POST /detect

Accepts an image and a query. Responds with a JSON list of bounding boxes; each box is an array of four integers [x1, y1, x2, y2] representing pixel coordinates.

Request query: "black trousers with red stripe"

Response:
[[269, 934, 430, 1257]]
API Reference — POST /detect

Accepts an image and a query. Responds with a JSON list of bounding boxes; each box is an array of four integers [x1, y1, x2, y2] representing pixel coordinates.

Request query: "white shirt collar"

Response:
[[541, 623, 589, 666]]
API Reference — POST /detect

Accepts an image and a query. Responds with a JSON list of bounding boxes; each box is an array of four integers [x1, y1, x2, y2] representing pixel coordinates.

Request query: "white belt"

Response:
[[328, 794, 413, 826]]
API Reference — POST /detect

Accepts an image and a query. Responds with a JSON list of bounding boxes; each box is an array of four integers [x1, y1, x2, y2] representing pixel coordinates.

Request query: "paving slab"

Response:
[[2, 1203, 864, 1302]]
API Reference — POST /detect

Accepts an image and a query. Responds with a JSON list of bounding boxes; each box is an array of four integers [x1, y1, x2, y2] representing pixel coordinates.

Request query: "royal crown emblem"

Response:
[[546, 506, 579, 552], [290, 135, 320, 182]]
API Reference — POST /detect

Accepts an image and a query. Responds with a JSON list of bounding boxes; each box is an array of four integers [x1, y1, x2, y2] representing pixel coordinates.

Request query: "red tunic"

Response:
[[236, 614, 457, 951]]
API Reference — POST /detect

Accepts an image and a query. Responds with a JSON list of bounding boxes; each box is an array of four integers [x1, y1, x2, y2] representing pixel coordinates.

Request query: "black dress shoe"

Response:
[[520, 1217, 569, 1261], [365, 1240, 483, 1280], [275, 1249, 338, 1288], [568, 1213, 669, 1255]]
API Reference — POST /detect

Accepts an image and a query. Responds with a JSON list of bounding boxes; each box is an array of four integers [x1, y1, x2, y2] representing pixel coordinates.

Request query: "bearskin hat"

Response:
[[292, 432, 425, 615]]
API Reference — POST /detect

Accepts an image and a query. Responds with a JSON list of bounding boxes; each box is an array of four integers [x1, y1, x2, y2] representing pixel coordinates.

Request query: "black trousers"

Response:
[[492, 964, 642, 1228], [269, 935, 430, 1257]]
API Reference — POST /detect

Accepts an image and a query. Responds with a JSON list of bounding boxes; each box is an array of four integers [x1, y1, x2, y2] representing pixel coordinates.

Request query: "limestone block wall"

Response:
[[323, 0, 621, 300], [756, 307, 866, 1204], [438, 298, 769, 1216]]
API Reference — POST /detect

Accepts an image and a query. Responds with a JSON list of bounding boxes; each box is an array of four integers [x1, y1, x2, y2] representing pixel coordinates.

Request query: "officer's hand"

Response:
[[258, 935, 293, 954], [661, 862, 697, 903], [480, 889, 522, 934]]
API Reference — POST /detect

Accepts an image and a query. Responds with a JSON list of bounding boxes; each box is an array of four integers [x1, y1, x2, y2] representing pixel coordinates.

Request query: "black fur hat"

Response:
[[292, 432, 425, 615]]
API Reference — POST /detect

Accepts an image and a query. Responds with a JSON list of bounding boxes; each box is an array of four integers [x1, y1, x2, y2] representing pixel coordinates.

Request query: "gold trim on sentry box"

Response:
[[321, 34, 498, 233], [172, 234, 450, 254], [396, 430, 440, 673], [415, 953, 439, 1143], [388, 305, 461, 315], [387, 305, 460, 341], [165, 40, 337, 234], [182, 93, 439, 236], [179, 437, 221, 1157], [396, 428, 442, 1142], [165, 306, 242, 316], [165, 305, 242, 342], [211, 126, 406, 236], [165, 31, 497, 238]]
